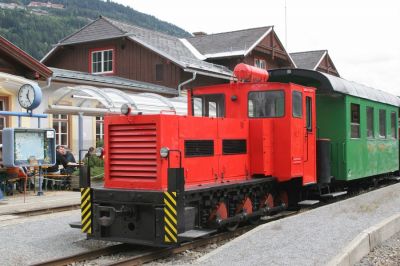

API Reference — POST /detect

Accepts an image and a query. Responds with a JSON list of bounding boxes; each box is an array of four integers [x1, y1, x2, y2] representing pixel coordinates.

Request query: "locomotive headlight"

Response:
[[121, 104, 131, 115], [160, 147, 170, 158]]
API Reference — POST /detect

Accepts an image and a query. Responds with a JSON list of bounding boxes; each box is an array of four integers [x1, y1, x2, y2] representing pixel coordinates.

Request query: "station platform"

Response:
[[198, 183, 400, 266], [0, 191, 80, 216]]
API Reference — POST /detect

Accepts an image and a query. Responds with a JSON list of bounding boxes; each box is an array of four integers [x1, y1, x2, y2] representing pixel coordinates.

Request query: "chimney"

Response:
[[192, 32, 207, 37]]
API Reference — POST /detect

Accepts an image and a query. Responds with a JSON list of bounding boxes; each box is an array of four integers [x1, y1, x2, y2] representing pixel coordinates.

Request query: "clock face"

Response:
[[18, 84, 36, 109]]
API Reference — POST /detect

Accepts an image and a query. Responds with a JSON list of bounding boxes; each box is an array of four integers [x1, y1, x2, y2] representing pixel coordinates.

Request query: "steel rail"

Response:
[[34, 178, 399, 266], [31, 244, 132, 266], [109, 211, 298, 266]]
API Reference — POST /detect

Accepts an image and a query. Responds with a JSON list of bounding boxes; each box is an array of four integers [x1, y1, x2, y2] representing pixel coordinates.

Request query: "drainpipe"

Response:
[[42, 77, 52, 89], [178, 72, 197, 96]]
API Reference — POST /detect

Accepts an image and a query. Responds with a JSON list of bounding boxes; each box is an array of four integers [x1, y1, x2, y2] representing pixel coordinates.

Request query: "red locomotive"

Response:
[[84, 64, 320, 246]]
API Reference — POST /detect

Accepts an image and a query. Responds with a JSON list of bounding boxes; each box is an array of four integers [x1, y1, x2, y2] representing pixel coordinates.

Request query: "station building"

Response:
[[0, 16, 342, 157]]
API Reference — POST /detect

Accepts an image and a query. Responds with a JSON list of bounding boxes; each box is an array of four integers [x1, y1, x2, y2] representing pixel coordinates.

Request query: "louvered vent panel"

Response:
[[223, 139, 247, 155], [184, 140, 214, 157], [109, 123, 157, 179]]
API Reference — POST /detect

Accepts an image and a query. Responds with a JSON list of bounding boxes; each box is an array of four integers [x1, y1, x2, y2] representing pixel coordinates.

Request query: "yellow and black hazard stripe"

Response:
[[81, 187, 92, 234], [163, 191, 178, 243]]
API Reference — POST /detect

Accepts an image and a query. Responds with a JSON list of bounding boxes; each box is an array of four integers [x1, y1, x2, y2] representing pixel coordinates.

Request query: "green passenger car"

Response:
[[269, 69, 400, 182]]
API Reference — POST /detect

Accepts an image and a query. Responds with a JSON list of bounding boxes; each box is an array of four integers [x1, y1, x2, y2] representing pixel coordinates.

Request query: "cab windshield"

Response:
[[248, 90, 285, 118]]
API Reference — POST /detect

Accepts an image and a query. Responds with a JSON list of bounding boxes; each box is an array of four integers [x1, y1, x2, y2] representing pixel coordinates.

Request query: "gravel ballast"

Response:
[[356, 231, 400, 266], [198, 183, 400, 266], [0, 210, 116, 266]]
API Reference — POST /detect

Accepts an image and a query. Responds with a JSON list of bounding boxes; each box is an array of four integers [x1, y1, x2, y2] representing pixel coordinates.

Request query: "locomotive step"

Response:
[[320, 191, 347, 199], [298, 200, 320, 206], [69, 221, 82, 229], [178, 229, 217, 240]]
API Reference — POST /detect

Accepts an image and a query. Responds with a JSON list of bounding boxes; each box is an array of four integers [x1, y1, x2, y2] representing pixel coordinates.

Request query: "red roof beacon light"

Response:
[[233, 63, 269, 83]]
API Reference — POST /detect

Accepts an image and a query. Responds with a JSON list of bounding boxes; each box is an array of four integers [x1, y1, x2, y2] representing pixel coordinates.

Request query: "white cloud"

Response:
[[114, 0, 400, 95]]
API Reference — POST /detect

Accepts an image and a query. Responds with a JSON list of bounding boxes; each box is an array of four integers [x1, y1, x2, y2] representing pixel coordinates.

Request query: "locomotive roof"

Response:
[[268, 68, 400, 107]]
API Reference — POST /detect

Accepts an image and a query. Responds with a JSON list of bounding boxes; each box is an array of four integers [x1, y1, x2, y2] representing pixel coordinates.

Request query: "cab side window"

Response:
[[192, 94, 225, 118], [292, 91, 302, 118]]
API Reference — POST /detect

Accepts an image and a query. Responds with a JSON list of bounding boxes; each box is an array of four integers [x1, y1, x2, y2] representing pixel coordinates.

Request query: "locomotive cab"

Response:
[[189, 64, 317, 186]]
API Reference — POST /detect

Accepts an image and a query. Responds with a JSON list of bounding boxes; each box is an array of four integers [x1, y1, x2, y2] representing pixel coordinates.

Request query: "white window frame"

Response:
[[254, 58, 267, 69], [95, 116, 104, 141], [91, 49, 114, 74], [53, 114, 69, 147]]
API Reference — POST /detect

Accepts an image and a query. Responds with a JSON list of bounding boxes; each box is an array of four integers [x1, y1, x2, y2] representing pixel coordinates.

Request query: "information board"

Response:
[[2, 128, 56, 167]]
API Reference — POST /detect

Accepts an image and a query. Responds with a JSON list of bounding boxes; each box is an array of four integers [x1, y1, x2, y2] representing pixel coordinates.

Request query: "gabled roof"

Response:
[[186, 26, 273, 59], [290, 50, 327, 70], [0, 35, 52, 79], [44, 17, 232, 79]]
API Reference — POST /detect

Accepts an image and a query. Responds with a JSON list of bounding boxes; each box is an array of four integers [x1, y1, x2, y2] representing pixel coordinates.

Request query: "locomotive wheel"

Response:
[[208, 202, 228, 224], [278, 190, 289, 206], [227, 197, 254, 230], [250, 193, 274, 224], [261, 193, 274, 208]]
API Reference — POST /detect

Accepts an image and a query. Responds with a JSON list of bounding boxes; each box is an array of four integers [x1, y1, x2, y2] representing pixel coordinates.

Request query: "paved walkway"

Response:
[[198, 183, 400, 266], [0, 191, 80, 215]]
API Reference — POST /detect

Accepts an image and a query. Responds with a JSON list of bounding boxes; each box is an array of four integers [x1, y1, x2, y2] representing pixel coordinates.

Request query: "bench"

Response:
[[42, 173, 72, 190]]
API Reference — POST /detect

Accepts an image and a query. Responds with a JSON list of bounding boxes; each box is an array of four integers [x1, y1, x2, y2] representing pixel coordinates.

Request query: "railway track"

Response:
[[35, 178, 399, 266], [35, 211, 297, 266]]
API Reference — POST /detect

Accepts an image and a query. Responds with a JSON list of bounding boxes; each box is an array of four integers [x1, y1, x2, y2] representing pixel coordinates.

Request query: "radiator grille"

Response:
[[108, 123, 157, 179], [185, 140, 214, 157], [223, 139, 247, 155]]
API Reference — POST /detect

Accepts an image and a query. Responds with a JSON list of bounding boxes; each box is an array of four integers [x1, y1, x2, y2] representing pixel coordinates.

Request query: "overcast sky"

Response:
[[114, 0, 400, 95]]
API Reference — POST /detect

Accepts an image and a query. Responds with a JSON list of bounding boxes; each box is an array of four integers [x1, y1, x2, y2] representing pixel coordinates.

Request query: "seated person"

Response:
[[47, 145, 77, 174], [84, 147, 95, 159], [63, 148, 78, 174]]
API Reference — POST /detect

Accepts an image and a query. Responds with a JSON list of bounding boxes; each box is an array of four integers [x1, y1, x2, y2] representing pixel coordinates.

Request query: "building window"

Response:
[[350, 103, 360, 138], [0, 97, 8, 145], [292, 91, 302, 118], [91, 49, 114, 74], [391, 112, 397, 139], [366, 107, 374, 138], [96, 116, 104, 142], [53, 114, 69, 147], [379, 109, 386, 138], [254, 58, 266, 69], [155, 64, 164, 81]]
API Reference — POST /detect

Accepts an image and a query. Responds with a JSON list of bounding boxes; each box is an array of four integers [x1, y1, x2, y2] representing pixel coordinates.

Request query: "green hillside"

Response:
[[0, 0, 190, 60]]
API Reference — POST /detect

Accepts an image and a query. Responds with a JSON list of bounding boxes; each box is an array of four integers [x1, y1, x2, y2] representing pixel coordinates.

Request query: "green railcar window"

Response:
[[391, 112, 397, 139], [366, 107, 374, 138], [292, 91, 302, 118], [351, 103, 360, 138], [379, 109, 386, 138], [248, 90, 284, 118]]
